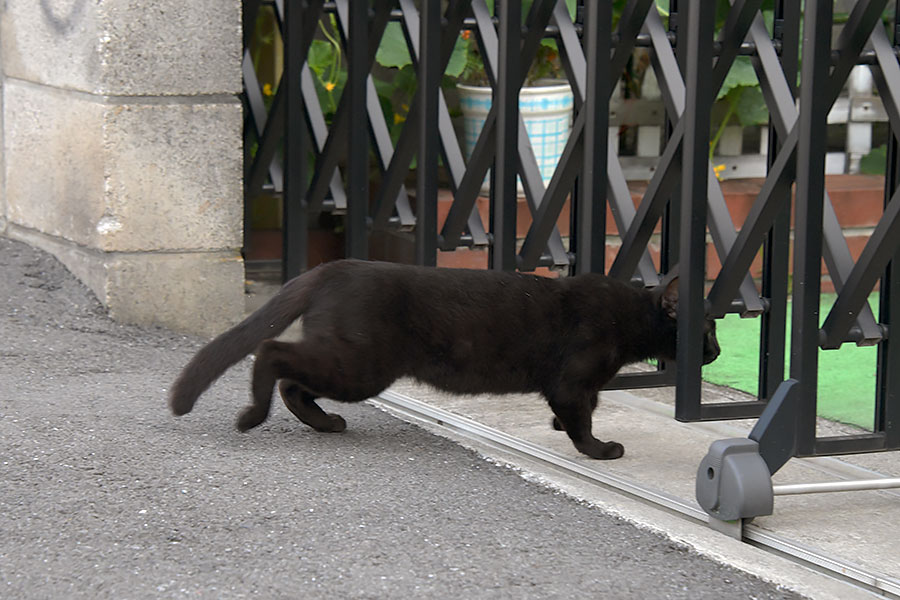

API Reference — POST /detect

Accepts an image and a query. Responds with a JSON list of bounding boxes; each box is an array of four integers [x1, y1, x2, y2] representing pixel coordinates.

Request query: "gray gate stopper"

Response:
[[696, 438, 774, 522]]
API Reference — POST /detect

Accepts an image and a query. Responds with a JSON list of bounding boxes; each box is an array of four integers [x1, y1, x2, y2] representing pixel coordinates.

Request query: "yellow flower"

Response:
[[262, 83, 273, 96], [394, 113, 406, 125], [713, 163, 727, 180], [325, 81, 336, 92]]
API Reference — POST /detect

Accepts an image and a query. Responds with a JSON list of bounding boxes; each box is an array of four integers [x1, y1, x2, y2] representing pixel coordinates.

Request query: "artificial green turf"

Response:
[[701, 293, 879, 430]]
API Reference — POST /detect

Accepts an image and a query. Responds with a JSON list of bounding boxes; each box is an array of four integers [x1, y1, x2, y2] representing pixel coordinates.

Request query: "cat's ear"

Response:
[[661, 276, 678, 319]]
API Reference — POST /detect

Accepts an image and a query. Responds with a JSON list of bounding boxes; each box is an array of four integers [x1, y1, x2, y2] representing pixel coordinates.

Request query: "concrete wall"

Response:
[[0, 0, 244, 337]]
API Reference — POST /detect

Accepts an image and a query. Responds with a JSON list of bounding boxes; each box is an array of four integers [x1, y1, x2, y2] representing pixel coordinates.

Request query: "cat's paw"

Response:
[[576, 439, 625, 460], [325, 413, 347, 432], [313, 413, 347, 433], [235, 405, 268, 432]]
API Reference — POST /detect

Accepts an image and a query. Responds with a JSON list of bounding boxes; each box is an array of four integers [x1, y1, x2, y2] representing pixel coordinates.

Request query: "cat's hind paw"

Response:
[[314, 413, 347, 433], [235, 405, 269, 432]]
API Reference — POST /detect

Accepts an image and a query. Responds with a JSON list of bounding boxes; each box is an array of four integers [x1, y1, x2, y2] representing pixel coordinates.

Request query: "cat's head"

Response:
[[656, 276, 721, 365]]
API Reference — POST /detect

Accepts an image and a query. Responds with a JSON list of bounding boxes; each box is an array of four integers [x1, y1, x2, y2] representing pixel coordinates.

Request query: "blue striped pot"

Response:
[[457, 81, 574, 196]]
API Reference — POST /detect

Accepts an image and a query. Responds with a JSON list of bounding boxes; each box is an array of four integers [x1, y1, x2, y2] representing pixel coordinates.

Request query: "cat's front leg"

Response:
[[547, 386, 624, 460], [552, 394, 598, 431]]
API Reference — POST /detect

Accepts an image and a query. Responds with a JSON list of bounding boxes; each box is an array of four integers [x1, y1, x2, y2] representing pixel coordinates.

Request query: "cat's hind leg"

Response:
[[547, 386, 624, 460], [236, 339, 320, 431], [279, 379, 346, 433], [237, 338, 395, 432]]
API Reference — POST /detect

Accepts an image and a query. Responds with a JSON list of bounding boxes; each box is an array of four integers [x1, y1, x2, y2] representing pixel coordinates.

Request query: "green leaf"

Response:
[[735, 85, 768, 126], [445, 34, 468, 78], [307, 39, 335, 77], [717, 56, 758, 101], [376, 22, 412, 69], [655, 0, 669, 17], [860, 144, 887, 175]]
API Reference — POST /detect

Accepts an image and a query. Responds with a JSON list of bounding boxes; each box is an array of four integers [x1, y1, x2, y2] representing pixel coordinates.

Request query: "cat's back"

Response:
[[315, 259, 560, 304]]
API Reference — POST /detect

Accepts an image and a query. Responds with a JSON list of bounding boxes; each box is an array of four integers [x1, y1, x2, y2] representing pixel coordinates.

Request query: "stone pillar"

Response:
[[0, 0, 244, 337]]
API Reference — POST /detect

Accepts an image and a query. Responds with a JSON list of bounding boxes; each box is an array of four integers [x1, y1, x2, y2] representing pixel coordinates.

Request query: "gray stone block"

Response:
[[0, 74, 6, 233], [1, 0, 102, 92], [100, 99, 243, 252], [3, 79, 106, 248], [100, 0, 242, 96], [1, 2, 245, 337], [3, 79, 242, 252], [104, 250, 245, 338], [1, 0, 241, 96], [7, 223, 245, 338]]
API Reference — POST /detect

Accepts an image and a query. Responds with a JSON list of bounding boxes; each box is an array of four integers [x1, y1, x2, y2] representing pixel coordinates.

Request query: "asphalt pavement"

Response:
[[0, 235, 804, 599]]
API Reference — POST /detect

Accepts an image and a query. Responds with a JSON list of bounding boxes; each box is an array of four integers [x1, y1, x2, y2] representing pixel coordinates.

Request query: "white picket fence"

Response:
[[613, 65, 886, 181]]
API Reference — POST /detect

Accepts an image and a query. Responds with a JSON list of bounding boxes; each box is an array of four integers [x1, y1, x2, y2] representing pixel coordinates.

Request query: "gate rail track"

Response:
[[372, 390, 900, 598]]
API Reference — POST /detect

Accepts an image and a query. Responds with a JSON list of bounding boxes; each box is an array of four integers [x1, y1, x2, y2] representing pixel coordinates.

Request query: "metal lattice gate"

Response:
[[242, 0, 900, 518]]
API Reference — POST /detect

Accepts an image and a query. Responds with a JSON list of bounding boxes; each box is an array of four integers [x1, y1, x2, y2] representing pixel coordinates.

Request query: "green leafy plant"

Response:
[[307, 15, 347, 119], [454, 0, 576, 87]]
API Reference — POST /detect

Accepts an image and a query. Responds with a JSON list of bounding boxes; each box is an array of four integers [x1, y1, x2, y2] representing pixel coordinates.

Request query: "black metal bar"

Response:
[[518, 111, 585, 271], [822, 202, 884, 344], [246, 83, 286, 209], [374, 0, 469, 232], [749, 14, 798, 139], [606, 369, 676, 391], [545, 0, 656, 280], [758, 0, 798, 402], [242, 0, 266, 265], [710, 0, 763, 93], [440, 1, 500, 249], [242, 53, 285, 194], [821, 186, 900, 349], [611, 0, 656, 79], [243, 0, 264, 51], [699, 401, 769, 421], [366, 77, 415, 228], [660, 0, 682, 280], [304, 2, 387, 216], [503, 2, 570, 268], [415, 0, 440, 266], [282, 0, 309, 278], [644, 7, 762, 314], [574, 0, 610, 275], [606, 161, 660, 285], [344, 0, 370, 259], [825, 0, 890, 106], [881, 3, 900, 449], [812, 434, 887, 456], [608, 118, 683, 282], [791, 0, 832, 456], [709, 12, 880, 336], [444, 0, 569, 263], [363, 0, 430, 231], [299, 65, 348, 211], [706, 126, 798, 317], [673, 0, 714, 422], [878, 118, 900, 449], [490, 0, 520, 271], [871, 25, 900, 139]]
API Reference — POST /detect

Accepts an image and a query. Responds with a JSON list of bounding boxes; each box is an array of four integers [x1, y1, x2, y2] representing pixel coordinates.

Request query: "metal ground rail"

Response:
[[243, 0, 900, 526], [372, 390, 900, 598]]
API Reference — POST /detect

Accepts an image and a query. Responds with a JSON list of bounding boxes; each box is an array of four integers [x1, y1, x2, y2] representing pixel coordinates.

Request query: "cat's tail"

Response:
[[168, 266, 323, 416]]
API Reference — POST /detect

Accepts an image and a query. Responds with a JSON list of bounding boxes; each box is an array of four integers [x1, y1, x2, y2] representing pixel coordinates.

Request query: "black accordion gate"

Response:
[[242, 0, 900, 491]]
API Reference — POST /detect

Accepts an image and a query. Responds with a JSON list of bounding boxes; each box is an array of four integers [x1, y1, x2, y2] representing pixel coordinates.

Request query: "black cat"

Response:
[[170, 259, 720, 459]]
